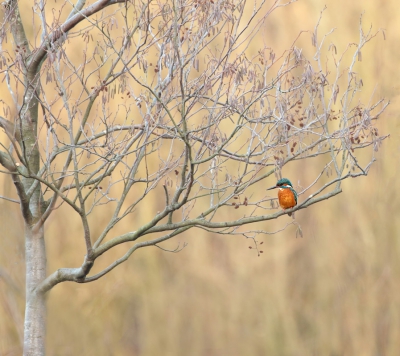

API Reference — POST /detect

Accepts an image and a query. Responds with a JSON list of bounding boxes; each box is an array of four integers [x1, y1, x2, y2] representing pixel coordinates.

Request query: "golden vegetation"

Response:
[[0, 0, 399, 354]]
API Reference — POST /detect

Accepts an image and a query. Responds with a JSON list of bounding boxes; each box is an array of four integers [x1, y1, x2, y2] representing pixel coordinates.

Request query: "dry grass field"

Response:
[[1, 0, 400, 354]]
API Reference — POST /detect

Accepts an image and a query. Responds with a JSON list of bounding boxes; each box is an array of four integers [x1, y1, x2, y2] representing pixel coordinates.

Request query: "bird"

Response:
[[267, 178, 297, 216]]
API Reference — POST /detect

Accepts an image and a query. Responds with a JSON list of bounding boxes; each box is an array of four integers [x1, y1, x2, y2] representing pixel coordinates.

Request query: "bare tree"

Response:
[[0, 0, 387, 354]]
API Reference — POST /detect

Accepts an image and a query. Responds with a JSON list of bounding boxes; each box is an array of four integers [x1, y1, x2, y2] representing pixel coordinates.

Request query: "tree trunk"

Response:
[[23, 226, 46, 356]]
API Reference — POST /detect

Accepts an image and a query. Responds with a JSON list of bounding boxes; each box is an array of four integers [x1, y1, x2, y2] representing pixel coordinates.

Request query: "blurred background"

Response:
[[1, 0, 399, 354]]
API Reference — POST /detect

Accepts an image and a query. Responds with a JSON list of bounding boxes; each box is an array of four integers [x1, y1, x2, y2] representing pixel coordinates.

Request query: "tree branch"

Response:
[[28, 0, 127, 74]]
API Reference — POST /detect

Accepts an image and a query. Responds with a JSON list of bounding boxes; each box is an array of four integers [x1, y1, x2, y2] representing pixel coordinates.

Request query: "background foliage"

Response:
[[1, 0, 399, 354]]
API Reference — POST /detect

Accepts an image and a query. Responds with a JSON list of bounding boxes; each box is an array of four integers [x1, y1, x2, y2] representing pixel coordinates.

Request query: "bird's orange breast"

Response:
[[278, 188, 297, 209]]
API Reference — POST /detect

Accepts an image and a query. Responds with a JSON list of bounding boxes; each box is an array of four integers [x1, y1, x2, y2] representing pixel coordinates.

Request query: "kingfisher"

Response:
[[267, 178, 297, 216]]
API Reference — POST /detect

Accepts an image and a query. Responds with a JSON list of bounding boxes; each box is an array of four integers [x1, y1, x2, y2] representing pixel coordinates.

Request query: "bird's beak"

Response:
[[267, 185, 278, 190]]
